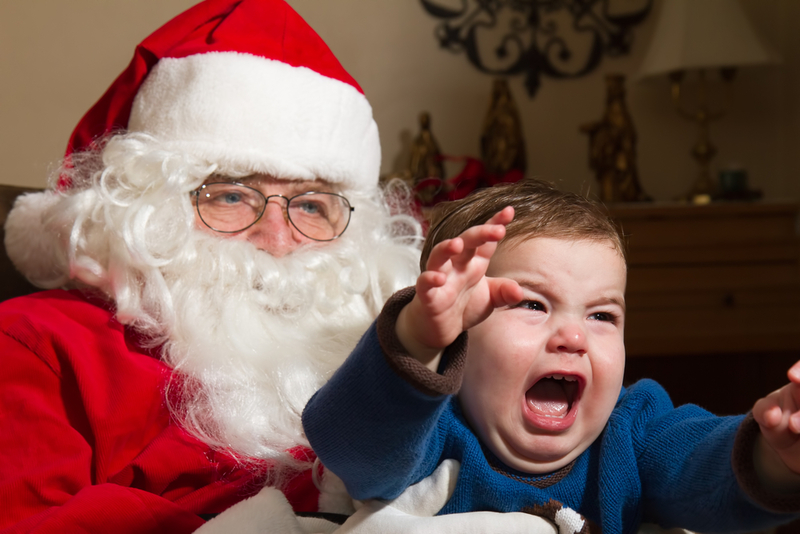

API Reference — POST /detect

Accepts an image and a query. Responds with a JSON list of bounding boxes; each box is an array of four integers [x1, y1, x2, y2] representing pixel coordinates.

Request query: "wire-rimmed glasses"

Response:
[[194, 182, 354, 241]]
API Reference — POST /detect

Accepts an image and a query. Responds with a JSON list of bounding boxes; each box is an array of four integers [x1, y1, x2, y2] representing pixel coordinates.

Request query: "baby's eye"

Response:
[[516, 300, 546, 312], [589, 311, 617, 323]]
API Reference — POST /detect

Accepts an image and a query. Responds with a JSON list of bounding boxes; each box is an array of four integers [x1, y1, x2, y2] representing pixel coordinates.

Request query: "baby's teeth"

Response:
[[545, 374, 577, 382]]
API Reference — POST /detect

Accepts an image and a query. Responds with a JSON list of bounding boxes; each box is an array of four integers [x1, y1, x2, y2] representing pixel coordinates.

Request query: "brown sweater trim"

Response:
[[376, 286, 467, 397], [487, 452, 576, 489], [732, 412, 800, 512]]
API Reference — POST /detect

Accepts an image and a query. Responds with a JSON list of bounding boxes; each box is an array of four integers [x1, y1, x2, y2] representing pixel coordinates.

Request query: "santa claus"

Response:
[[0, 0, 422, 530], [0, 1, 571, 533]]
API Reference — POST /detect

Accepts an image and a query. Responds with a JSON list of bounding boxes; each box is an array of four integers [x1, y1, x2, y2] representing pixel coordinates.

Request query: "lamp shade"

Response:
[[638, 0, 778, 78]]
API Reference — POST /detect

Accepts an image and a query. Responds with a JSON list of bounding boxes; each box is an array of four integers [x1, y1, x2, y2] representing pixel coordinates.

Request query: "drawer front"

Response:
[[625, 284, 800, 356], [610, 202, 799, 250], [618, 212, 798, 250], [626, 261, 800, 293]]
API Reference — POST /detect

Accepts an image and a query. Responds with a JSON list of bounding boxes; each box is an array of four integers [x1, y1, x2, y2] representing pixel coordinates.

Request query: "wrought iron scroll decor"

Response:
[[420, 0, 652, 97]]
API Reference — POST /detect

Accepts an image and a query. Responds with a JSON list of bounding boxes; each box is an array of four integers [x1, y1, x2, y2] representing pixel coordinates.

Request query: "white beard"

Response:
[[156, 231, 392, 472], [5, 133, 422, 475]]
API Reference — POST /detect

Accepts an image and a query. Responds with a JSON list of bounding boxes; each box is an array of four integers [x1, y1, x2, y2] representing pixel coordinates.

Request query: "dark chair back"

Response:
[[0, 185, 44, 301]]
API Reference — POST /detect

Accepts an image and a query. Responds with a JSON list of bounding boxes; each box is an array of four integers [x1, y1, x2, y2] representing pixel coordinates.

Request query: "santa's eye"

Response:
[[221, 192, 243, 204]]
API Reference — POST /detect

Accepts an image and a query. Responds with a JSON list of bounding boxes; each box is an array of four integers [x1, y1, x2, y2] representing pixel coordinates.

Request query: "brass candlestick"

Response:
[[669, 69, 734, 202]]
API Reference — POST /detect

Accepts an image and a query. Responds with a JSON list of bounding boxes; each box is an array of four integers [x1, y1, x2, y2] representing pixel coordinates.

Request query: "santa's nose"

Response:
[[243, 201, 310, 257]]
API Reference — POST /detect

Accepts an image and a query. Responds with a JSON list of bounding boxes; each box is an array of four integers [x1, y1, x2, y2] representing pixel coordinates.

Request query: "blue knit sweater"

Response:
[[303, 290, 800, 534]]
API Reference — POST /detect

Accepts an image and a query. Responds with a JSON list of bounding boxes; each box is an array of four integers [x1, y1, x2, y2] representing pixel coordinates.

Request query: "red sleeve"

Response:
[[0, 291, 321, 532], [0, 330, 205, 534]]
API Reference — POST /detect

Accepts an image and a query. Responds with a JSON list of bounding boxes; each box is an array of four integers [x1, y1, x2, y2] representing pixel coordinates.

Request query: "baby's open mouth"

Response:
[[526, 374, 579, 418]]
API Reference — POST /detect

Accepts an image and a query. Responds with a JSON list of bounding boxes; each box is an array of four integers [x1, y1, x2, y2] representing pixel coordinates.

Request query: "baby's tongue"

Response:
[[526, 378, 569, 417]]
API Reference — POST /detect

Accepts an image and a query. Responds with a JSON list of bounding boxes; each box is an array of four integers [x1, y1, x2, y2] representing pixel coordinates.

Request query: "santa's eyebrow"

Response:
[[289, 181, 336, 194], [216, 175, 337, 194], [204, 174, 238, 183]]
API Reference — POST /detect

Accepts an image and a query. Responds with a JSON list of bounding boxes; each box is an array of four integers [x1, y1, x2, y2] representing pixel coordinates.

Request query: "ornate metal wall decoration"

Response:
[[420, 0, 652, 97]]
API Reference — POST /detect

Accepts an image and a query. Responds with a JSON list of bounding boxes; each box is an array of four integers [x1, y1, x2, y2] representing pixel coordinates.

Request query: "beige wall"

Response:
[[2, 0, 798, 202], [0, 0, 196, 188]]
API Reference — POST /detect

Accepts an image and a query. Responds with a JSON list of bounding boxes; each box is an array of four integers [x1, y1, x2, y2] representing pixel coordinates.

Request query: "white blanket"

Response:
[[197, 460, 580, 534]]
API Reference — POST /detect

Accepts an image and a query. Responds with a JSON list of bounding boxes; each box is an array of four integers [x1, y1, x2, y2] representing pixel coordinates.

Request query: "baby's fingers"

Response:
[[450, 207, 515, 256], [425, 238, 464, 273], [784, 380, 800, 433], [455, 221, 507, 254], [789, 360, 800, 385], [777, 373, 800, 433], [754, 388, 800, 449], [486, 205, 515, 226], [486, 277, 524, 308], [416, 270, 447, 293], [755, 401, 784, 430]]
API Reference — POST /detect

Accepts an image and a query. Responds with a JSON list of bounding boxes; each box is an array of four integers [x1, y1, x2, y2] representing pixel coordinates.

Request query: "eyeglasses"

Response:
[[194, 182, 354, 241]]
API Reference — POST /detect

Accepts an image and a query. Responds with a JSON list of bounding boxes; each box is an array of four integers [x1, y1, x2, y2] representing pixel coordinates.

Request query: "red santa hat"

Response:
[[64, 0, 380, 191], [4, 0, 381, 288]]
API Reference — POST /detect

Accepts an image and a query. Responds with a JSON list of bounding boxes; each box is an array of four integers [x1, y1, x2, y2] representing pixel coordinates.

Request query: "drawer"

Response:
[[625, 285, 800, 311], [617, 210, 798, 249], [625, 301, 800, 356], [625, 268, 800, 356], [625, 243, 799, 266], [610, 202, 799, 250], [626, 261, 800, 293]]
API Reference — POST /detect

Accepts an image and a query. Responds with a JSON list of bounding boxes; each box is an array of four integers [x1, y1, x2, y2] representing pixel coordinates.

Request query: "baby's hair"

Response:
[[420, 179, 626, 271]]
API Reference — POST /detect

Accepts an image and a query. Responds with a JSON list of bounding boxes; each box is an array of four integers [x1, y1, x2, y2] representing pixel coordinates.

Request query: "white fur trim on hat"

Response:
[[129, 52, 381, 191], [4, 190, 70, 289]]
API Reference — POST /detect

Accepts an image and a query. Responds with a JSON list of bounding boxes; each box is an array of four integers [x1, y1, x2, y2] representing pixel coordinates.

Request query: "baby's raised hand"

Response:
[[753, 361, 800, 475], [396, 207, 523, 369]]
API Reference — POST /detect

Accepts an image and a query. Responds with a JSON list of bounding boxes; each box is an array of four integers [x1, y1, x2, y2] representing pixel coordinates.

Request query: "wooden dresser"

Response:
[[607, 201, 800, 415]]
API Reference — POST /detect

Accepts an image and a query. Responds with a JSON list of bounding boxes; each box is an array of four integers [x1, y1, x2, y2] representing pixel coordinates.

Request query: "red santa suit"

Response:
[[1, 0, 418, 531], [0, 289, 319, 533]]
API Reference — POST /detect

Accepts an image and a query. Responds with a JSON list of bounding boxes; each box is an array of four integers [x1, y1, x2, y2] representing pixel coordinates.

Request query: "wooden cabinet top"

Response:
[[606, 201, 799, 261], [606, 200, 799, 219]]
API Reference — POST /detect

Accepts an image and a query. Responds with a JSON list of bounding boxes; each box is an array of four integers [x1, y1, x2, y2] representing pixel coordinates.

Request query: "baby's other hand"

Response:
[[753, 360, 800, 475], [396, 207, 522, 369]]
